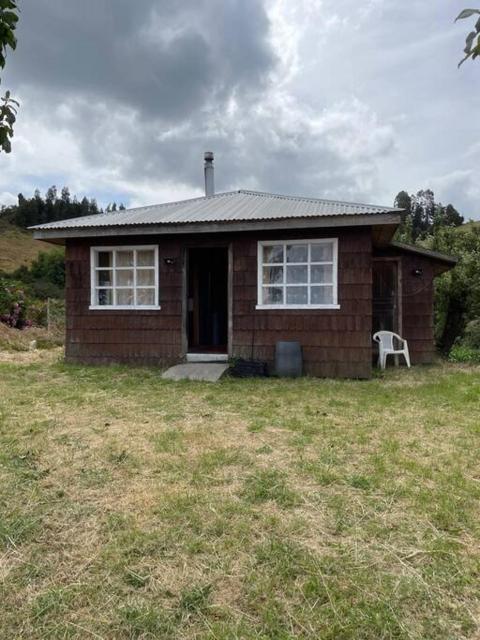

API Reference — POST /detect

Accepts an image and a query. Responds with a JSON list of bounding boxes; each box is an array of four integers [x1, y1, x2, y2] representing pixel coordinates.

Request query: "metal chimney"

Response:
[[204, 151, 215, 197]]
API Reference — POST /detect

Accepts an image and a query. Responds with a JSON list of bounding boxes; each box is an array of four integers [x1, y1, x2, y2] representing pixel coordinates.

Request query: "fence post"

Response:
[[47, 298, 51, 333]]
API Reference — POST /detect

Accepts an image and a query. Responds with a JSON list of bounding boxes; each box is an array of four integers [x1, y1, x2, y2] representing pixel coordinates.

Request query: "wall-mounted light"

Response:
[[412, 267, 423, 277], [164, 257, 175, 266]]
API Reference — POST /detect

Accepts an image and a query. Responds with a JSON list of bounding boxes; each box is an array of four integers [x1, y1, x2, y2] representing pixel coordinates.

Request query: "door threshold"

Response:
[[186, 353, 228, 363]]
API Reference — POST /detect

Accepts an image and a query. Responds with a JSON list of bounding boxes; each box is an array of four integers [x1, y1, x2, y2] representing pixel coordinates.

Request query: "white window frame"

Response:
[[89, 245, 161, 310], [256, 238, 340, 310]]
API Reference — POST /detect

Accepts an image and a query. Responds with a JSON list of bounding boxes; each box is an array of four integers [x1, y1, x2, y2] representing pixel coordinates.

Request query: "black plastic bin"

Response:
[[275, 341, 303, 377]]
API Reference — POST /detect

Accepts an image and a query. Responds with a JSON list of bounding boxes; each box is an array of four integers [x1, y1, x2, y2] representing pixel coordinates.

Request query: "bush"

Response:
[[463, 318, 480, 349], [448, 344, 480, 364], [0, 279, 29, 329]]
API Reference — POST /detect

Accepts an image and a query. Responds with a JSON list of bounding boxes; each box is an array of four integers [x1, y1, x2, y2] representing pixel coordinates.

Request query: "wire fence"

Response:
[[45, 298, 65, 332]]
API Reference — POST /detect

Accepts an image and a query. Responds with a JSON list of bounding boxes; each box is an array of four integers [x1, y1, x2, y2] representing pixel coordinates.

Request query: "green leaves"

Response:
[[0, 0, 18, 69], [0, 0, 18, 152], [0, 90, 19, 153], [456, 8, 480, 67], [455, 8, 480, 21]]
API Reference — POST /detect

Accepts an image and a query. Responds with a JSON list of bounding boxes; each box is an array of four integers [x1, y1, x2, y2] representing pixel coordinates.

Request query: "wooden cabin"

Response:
[[32, 155, 456, 378]]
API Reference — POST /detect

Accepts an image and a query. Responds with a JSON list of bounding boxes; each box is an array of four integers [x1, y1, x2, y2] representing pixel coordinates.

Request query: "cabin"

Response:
[[32, 153, 456, 378]]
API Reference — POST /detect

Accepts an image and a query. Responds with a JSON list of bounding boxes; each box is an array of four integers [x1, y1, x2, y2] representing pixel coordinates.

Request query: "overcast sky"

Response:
[[1, 0, 479, 217]]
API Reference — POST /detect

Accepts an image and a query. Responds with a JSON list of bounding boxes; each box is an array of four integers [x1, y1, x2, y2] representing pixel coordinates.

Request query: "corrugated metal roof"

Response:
[[389, 241, 458, 264], [30, 190, 401, 232]]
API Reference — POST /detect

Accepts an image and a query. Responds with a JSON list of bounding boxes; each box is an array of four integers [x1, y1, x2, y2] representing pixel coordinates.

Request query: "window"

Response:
[[257, 239, 339, 309], [90, 246, 160, 309]]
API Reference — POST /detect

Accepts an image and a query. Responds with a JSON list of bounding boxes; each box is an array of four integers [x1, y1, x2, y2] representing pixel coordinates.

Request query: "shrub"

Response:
[[463, 318, 480, 349], [448, 345, 480, 364], [0, 279, 29, 329]]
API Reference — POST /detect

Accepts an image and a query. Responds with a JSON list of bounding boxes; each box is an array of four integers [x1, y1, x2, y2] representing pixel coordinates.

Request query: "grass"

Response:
[[0, 220, 55, 272], [0, 323, 64, 353], [0, 353, 479, 639]]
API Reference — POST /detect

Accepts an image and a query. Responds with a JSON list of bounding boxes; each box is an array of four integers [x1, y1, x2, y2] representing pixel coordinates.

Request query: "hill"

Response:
[[0, 220, 56, 273]]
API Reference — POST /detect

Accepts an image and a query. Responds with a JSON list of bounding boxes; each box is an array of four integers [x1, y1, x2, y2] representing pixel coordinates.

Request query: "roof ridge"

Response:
[[236, 189, 399, 211]]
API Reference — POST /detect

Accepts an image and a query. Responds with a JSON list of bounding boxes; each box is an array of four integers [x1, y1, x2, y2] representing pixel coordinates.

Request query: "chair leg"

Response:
[[381, 352, 387, 370], [403, 348, 411, 368]]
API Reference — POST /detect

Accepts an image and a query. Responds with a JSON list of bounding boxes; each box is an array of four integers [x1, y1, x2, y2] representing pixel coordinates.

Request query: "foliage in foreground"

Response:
[[0, 359, 479, 639], [0, 0, 19, 153], [455, 8, 480, 67]]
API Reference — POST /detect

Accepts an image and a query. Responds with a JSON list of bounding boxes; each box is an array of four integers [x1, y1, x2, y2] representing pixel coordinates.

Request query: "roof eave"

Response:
[[32, 212, 401, 242], [389, 240, 458, 265]]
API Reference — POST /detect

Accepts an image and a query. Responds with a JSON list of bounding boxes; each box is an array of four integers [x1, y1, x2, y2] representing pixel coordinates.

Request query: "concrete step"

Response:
[[162, 362, 230, 382], [186, 353, 228, 363]]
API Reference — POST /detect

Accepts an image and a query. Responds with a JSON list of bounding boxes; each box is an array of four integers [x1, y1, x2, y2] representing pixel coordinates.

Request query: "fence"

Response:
[[46, 298, 65, 332]]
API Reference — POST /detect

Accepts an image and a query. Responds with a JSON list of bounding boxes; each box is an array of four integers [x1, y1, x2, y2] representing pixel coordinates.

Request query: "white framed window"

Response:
[[256, 238, 339, 309], [90, 245, 160, 310]]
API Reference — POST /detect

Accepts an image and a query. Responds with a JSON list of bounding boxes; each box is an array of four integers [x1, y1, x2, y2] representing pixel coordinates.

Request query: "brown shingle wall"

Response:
[[64, 228, 373, 377], [400, 254, 437, 364], [231, 228, 373, 378], [65, 237, 184, 366]]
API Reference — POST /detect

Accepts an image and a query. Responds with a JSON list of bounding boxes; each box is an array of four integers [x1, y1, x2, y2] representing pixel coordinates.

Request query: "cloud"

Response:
[[1, 0, 479, 218]]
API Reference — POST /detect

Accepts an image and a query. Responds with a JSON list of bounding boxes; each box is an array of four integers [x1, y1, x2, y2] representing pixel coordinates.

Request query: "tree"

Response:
[[0, 186, 102, 228], [394, 189, 464, 242], [0, 0, 19, 153], [428, 225, 480, 353], [455, 9, 480, 67], [394, 191, 413, 242]]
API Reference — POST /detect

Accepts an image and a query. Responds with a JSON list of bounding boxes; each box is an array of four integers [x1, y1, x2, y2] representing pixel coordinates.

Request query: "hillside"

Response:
[[0, 221, 56, 272]]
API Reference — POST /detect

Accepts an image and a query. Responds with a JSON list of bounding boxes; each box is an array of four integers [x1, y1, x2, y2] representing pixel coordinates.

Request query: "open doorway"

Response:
[[372, 259, 400, 334], [187, 247, 228, 353]]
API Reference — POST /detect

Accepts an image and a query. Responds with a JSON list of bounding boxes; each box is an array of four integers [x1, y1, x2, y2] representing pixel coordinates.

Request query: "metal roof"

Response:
[[389, 241, 458, 264], [31, 190, 401, 231]]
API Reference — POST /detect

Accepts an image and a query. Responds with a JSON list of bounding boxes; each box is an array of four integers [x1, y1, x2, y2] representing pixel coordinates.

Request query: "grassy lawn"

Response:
[[0, 354, 479, 639]]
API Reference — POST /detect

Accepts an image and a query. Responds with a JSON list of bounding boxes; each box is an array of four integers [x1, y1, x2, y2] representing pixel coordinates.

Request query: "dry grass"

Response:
[[0, 323, 64, 354], [0, 221, 55, 272], [0, 359, 479, 639]]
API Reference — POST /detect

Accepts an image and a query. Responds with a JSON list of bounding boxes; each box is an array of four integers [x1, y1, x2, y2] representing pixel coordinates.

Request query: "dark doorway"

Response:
[[372, 260, 399, 334], [187, 248, 228, 352]]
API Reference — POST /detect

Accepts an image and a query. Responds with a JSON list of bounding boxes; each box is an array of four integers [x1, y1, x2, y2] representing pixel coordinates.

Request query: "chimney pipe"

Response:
[[204, 151, 215, 197]]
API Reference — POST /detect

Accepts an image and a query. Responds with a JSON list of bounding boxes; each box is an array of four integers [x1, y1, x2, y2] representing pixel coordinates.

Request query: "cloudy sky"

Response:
[[1, 0, 479, 217]]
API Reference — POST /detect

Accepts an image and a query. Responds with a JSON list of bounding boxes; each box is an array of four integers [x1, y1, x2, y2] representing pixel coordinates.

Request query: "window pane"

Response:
[[311, 264, 333, 284], [311, 286, 334, 305], [117, 289, 134, 306], [286, 265, 307, 284], [97, 270, 112, 286], [137, 269, 156, 286], [263, 266, 283, 285], [116, 250, 134, 267], [311, 243, 333, 262], [263, 245, 283, 264], [262, 287, 283, 305], [97, 289, 112, 306], [97, 251, 112, 268], [137, 288, 155, 306], [286, 244, 307, 263], [117, 270, 134, 286], [137, 250, 155, 267], [286, 287, 308, 304]]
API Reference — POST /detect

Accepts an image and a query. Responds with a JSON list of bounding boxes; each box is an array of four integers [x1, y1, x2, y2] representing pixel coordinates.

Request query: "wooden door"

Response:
[[373, 260, 399, 334]]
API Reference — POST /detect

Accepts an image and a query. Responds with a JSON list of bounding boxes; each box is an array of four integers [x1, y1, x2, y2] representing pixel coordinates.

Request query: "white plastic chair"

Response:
[[373, 331, 411, 370]]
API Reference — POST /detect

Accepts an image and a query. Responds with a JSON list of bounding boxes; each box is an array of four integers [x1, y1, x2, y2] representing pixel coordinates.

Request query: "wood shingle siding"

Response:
[[64, 228, 449, 376]]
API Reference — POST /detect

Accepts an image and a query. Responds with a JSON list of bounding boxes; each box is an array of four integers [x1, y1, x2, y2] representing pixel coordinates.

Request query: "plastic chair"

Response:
[[373, 331, 411, 370]]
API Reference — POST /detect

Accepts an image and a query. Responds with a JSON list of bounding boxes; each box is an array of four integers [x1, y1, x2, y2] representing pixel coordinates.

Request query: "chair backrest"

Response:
[[373, 331, 401, 350]]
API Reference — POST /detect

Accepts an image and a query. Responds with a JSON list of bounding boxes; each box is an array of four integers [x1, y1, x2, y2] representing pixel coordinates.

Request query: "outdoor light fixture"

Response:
[[412, 267, 423, 277], [164, 257, 175, 266]]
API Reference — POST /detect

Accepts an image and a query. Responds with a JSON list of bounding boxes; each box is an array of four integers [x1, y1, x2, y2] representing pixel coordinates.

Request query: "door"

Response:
[[187, 247, 228, 352], [372, 260, 399, 334]]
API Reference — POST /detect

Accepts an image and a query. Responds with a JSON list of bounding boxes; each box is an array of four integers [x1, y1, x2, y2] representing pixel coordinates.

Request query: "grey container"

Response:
[[275, 341, 303, 377]]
